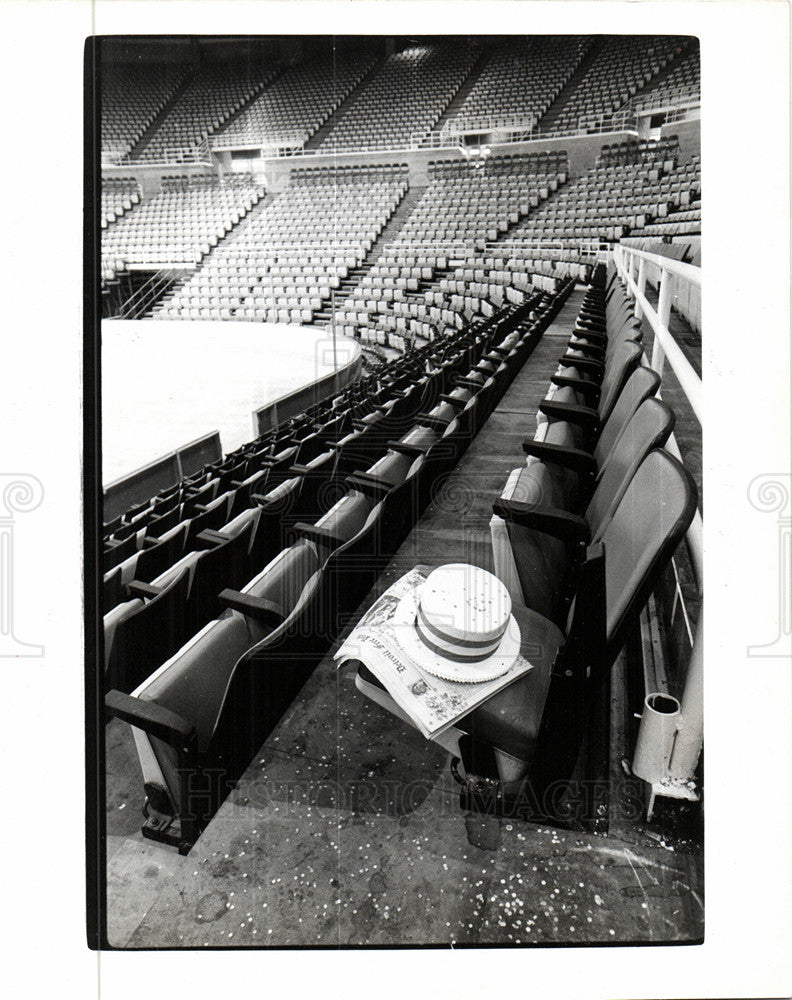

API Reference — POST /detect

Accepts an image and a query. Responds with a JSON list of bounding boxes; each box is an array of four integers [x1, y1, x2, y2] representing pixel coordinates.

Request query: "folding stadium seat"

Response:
[[494, 396, 675, 622], [104, 568, 192, 692], [356, 448, 697, 828]]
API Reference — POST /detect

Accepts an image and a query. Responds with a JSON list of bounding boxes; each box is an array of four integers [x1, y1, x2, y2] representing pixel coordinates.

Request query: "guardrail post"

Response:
[[634, 257, 647, 321], [651, 266, 673, 375], [667, 615, 703, 783]]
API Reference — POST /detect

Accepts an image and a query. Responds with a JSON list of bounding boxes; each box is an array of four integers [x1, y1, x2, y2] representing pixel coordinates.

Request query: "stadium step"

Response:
[[302, 56, 387, 151], [148, 189, 278, 317], [312, 184, 427, 324], [621, 38, 699, 114], [533, 36, 603, 134], [127, 70, 198, 160], [211, 66, 289, 141], [427, 44, 492, 139]]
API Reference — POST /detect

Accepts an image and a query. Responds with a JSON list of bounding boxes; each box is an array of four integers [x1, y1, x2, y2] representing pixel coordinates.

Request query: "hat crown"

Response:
[[418, 564, 511, 648]]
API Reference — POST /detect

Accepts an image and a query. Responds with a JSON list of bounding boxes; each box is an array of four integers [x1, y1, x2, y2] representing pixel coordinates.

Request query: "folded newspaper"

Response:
[[335, 566, 534, 741]]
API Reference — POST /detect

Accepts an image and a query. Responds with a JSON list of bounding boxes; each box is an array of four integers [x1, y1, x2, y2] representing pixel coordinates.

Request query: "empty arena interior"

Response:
[[95, 34, 703, 948]]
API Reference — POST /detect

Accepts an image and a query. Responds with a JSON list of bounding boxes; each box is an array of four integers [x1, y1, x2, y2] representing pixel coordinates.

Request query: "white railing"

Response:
[[414, 112, 639, 151], [613, 241, 703, 813], [632, 89, 701, 115], [250, 114, 642, 161], [210, 129, 309, 154], [104, 143, 215, 168], [441, 112, 539, 137]]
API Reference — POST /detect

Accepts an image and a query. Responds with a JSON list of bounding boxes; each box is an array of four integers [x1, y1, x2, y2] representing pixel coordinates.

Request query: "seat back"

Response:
[[594, 364, 661, 468], [504, 462, 575, 628], [599, 449, 697, 662], [106, 567, 192, 692], [587, 398, 675, 538], [596, 340, 643, 426]]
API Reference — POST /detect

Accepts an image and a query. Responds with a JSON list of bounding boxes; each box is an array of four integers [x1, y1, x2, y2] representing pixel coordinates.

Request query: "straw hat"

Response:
[[391, 564, 521, 683]]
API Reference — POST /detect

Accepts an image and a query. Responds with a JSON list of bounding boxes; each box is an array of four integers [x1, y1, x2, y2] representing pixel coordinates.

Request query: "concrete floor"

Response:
[[104, 289, 704, 947]]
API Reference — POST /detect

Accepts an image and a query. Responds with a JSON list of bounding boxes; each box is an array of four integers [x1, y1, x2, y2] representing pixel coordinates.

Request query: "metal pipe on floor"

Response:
[[632, 691, 681, 784]]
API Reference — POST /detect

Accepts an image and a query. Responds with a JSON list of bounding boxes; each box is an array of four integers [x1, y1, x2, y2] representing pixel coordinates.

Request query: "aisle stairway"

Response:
[[125, 71, 197, 160], [148, 190, 279, 317], [533, 38, 602, 134], [427, 48, 493, 139], [312, 184, 427, 324], [302, 58, 386, 151]]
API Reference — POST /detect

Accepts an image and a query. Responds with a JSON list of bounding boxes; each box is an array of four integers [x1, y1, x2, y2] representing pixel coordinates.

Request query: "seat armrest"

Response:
[[196, 528, 230, 548], [345, 472, 394, 498], [387, 439, 430, 457], [416, 413, 451, 431], [126, 580, 163, 599], [219, 589, 285, 628], [550, 375, 601, 402], [558, 355, 604, 376], [105, 689, 196, 746], [521, 440, 597, 478], [566, 339, 606, 359], [539, 399, 600, 431], [452, 376, 483, 390], [439, 394, 467, 409], [293, 522, 348, 550], [492, 499, 589, 547]]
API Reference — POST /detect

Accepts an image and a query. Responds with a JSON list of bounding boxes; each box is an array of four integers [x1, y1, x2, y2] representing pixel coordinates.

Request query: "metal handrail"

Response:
[[441, 113, 539, 136], [613, 244, 702, 425], [632, 90, 701, 114], [105, 144, 215, 168], [119, 268, 184, 319]]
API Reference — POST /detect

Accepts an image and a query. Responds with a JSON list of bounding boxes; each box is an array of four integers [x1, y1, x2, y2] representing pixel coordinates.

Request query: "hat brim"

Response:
[[390, 586, 521, 684]]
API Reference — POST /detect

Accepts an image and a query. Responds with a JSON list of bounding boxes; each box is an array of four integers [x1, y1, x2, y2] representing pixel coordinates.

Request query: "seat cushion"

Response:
[[357, 603, 563, 764], [462, 604, 564, 762]]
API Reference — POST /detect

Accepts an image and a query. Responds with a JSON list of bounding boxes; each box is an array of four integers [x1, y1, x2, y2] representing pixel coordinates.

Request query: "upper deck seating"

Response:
[[135, 63, 277, 162], [449, 36, 588, 131], [632, 45, 700, 111], [315, 44, 475, 152], [102, 63, 187, 159], [550, 35, 683, 132], [215, 53, 376, 149]]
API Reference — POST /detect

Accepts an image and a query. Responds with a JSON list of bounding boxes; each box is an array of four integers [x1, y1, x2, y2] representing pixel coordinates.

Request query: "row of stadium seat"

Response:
[[448, 36, 588, 133], [216, 53, 375, 147], [315, 44, 476, 152], [102, 305, 546, 683], [353, 265, 698, 829], [551, 35, 684, 131], [103, 279, 577, 852], [101, 177, 263, 281], [102, 63, 187, 158], [135, 65, 277, 161], [104, 39, 699, 161], [632, 46, 701, 112], [154, 174, 407, 320]]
